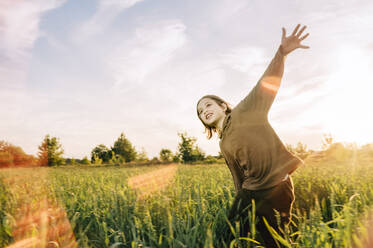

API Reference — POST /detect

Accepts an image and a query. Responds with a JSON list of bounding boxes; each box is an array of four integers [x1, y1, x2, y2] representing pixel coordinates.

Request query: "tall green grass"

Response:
[[1, 157, 373, 247]]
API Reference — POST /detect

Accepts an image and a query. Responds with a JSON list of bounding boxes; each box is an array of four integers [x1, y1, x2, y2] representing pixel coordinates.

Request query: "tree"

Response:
[[360, 143, 373, 159], [91, 144, 112, 163], [204, 155, 218, 164], [294, 142, 309, 160], [150, 156, 160, 164], [108, 152, 121, 164], [287, 142, 310, 160], [0, 141, 36, 167], [177, 132, 205, 163], [38, 135, 65, 166], [91, 154, 103, 165], [65, 158, 77, 165], [322, 133, 334, 150], [81, 156, 91, 165], [112, 133, 137, 162], [159, 148, 173, 162], [136, 147, 149, 162]]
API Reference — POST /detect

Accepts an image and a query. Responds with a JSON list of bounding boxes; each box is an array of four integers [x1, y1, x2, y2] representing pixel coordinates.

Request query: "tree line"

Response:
[[3, 133, 372, 168], [0, 132, 222, 167], [84, 132, 223, 166]]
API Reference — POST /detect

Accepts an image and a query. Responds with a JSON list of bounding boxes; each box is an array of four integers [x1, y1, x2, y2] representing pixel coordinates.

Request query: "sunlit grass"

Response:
[[1, 156, 373, 247]]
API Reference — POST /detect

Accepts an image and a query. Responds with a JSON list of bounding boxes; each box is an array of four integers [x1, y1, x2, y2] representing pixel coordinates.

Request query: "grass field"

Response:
[[2, 152, 373, 247]]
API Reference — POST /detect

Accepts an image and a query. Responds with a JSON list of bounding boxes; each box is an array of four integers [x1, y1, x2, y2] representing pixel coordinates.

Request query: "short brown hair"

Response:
[[197, 95, 232, 139]]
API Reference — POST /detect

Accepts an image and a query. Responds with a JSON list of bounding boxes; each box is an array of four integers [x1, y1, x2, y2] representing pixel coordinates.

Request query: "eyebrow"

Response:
[[198, 104, 206, 113], [203, 100, 212, 106], [198, 100, 211, 113]]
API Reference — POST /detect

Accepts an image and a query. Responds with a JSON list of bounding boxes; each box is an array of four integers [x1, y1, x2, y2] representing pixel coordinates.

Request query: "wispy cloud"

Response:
[[107, 20, 187, 89], [209, 0, 249, 24], [0, 0, 66, 86], [74, 0, 145, 42], [220, 47, 267, 74]]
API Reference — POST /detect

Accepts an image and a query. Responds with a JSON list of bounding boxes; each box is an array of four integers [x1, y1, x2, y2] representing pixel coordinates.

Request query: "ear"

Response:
[[221, 103, 227, 112]]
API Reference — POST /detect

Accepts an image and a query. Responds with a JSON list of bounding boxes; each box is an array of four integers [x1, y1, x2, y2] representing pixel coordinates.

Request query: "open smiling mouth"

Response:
[[206, 113, 213, 119]]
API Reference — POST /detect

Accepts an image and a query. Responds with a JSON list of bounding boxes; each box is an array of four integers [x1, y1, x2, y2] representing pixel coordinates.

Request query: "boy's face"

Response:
[[197, 98, 227, 127]]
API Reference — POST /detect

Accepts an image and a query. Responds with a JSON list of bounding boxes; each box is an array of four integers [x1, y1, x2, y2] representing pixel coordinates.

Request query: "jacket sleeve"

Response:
[[234, 46, 286, 116]]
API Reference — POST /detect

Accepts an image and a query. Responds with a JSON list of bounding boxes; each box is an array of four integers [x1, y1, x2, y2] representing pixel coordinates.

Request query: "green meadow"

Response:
[[2, 145, 373, 247]]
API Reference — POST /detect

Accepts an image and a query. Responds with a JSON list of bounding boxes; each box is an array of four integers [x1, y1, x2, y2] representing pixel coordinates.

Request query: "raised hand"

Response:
[[281, 24, 310, 55]]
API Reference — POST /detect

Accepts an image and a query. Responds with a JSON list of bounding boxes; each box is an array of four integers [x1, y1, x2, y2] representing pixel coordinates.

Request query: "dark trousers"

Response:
[[227, 177, 295, 248]]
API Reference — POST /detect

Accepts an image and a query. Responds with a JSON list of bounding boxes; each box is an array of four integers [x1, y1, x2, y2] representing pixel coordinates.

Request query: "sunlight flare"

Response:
[[261, 76, 281, 94], [2, 168, 77, 248], [127, 164, 178, 199]]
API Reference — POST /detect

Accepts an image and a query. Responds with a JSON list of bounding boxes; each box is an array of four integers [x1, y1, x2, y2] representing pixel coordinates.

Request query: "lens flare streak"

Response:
[[3, 168, 77, 248], [127, 164, 178, 199]]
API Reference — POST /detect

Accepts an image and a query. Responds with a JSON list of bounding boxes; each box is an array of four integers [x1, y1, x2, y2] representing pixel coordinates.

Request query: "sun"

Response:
[[319, 45, 373, 145]]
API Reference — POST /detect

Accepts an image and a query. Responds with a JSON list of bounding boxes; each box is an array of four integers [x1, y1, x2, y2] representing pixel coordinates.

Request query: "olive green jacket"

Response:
[[219, 46, 303, 192]]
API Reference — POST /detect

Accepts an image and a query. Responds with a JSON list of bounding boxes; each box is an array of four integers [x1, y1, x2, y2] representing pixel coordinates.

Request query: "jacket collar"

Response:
[[219, 113, 231, 139]]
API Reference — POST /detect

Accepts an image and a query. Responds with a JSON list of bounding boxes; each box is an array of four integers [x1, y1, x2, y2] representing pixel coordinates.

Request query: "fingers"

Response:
[[291, 24, 300, 36], [283, 24, 310, 51], [300, 33, 309, 41], [296, 25, 307, 38], [282, 27, 286, 39], [299, 45, 310, 49]]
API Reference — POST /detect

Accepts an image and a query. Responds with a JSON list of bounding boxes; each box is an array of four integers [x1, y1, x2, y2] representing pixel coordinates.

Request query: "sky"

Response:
[[1, 0, 373, 159]]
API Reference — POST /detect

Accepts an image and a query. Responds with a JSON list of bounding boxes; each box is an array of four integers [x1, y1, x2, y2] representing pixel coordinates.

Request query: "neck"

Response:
[[215, 114, 226, 136]]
